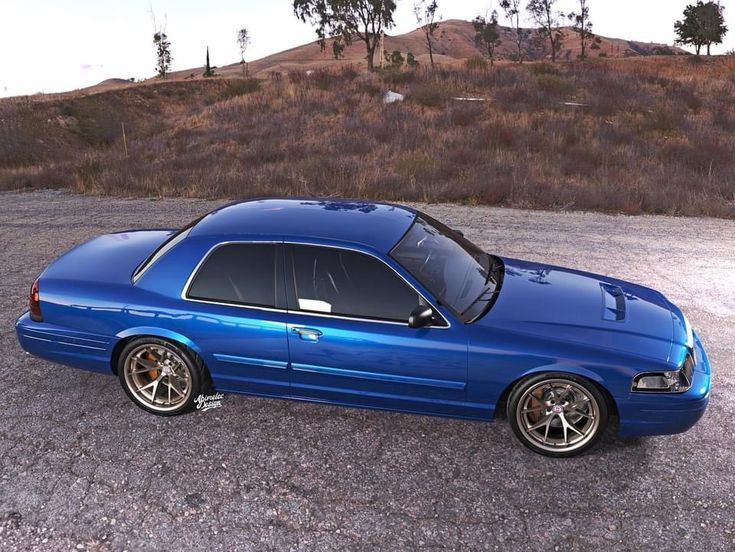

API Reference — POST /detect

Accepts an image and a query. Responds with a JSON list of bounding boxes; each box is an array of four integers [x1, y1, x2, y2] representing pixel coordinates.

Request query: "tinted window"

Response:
[[290, 245, 420, 322], [188, 244, 277, 307]]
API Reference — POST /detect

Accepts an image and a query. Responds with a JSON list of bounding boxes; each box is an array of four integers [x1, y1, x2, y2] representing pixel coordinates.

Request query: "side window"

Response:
[[187, 243, 277, 308], [289, 245, 420, 322]]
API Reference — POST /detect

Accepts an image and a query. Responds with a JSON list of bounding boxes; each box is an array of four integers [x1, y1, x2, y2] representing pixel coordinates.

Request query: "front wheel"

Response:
[[508, 373, 609, 457], [118, 337, 205, 416]]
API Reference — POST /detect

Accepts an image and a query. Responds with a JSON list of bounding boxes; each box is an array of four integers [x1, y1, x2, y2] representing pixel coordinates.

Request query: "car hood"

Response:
[[477, 257, 682, 363]]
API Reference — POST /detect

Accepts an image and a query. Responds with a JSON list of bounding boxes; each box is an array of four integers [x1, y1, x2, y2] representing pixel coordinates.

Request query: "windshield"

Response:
[[390, 214, 502, 323]]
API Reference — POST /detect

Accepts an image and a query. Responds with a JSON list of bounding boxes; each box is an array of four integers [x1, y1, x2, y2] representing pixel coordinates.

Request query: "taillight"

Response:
[[29, 278, 42, 321]]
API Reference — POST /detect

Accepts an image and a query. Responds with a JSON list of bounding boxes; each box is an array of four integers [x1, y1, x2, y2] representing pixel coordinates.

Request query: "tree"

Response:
[[203, 46, 215, 77], [500, 0, 528, 63], [675, 1, 728, 56], [153, 32, 172, 79], [293, 0, 397, 71], [385, 49, 405, 69], [568, 0, 599, 60], [700, 1, 727, 54], [237, 28, 251, 76], [527, 0, 565, 62], [414, 0, 441, 70], [473, 12, 502, 66], [675, 3, 706, 55], [407, 52, 420, 67]]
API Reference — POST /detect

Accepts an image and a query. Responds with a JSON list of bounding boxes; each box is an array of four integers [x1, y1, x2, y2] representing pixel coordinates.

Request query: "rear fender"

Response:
[[114, 326, 205, 363]]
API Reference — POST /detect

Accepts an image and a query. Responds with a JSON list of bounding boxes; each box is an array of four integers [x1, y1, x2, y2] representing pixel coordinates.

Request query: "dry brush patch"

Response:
[[0, 57, 733, 217]]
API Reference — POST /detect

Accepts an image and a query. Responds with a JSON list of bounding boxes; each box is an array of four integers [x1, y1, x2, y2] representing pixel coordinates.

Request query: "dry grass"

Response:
[[1, 56, 734, 218]]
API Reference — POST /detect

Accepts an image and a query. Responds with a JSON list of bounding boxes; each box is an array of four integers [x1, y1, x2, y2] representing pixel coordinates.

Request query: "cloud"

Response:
[[80, 63, 104, 71]]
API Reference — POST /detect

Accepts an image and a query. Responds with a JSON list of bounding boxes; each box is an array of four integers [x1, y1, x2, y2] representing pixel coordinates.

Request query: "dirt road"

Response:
[[1, 191, 733, 550]]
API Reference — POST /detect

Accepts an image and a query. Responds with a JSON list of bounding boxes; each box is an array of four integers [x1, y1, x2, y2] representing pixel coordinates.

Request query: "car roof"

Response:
[[188, 198, 417, 252]]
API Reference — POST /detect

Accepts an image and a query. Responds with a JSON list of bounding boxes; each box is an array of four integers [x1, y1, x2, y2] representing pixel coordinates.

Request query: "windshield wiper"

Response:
[[462, 256, 504, 322], [460, 286, 497, 317]]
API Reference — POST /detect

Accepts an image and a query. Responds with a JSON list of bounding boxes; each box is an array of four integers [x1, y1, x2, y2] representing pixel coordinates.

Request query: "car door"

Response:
[[181, 241, 291, 396], [284, 243, 471, 417]]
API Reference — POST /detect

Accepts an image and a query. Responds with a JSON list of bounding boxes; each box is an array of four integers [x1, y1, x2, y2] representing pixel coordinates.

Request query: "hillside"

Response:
[[0, 55, 733, 218], [170, 20, 685, 80], [39, 20, 686, 96]]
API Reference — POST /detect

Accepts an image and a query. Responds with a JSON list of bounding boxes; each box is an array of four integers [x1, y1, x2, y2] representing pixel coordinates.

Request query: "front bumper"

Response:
[[617, 331, 711, 437]]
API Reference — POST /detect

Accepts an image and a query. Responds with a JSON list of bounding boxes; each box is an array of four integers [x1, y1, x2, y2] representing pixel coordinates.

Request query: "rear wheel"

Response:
[[508, 373, 608, 457], [118, 337, 205, 416]]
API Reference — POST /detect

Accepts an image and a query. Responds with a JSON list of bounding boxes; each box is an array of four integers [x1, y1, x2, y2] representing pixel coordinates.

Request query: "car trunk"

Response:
[[40, 230, 175, 285]]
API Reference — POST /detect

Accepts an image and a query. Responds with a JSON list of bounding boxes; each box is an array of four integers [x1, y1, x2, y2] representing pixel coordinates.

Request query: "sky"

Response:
[[1, 0, 733, 98]]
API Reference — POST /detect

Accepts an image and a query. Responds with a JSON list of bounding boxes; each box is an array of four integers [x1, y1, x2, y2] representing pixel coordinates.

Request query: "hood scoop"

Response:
[[600, 283, 627, 322]]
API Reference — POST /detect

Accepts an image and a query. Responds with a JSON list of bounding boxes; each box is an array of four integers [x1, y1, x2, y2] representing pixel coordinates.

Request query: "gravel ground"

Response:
[[1, 190, 734, 551]]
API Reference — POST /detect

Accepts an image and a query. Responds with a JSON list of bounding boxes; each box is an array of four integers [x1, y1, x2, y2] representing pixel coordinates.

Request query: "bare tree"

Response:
[[500, 0, 528, 63], [527, 0, 565, 62], [414, 0, 441, 70], [237, 28, 251, 76]]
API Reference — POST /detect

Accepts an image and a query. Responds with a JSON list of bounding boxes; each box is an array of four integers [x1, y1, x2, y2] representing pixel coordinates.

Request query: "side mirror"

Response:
[[408, 305, 434, 329], [453, 228, 465, 237]]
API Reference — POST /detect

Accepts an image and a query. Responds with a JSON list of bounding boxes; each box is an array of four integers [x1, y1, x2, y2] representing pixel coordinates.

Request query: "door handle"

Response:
[[291, 327, 323, 342]]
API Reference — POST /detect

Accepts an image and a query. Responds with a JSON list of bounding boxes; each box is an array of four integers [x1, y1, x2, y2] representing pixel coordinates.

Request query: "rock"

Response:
[[383, 90, 405, 104]]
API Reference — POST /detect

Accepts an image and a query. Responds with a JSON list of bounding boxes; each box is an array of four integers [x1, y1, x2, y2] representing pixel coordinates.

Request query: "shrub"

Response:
[[446, 103, 486, 127], [464, 57, 488, 72], [410, 83, 447, 107], [2, 56, 735, 219], [220, 78, 260, 100], [536, 74, 575, 97], [530, 62, 561, 76], [310, 69, 341, 90]]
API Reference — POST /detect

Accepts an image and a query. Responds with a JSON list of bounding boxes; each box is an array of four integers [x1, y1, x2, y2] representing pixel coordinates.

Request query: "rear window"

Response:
[[133, 218, 201, 282], [187, 243, 277, 308]]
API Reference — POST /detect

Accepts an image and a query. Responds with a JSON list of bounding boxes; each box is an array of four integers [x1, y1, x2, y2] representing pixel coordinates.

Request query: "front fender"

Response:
[[520, 363, 608, 388], [489, 362, 619, 419]]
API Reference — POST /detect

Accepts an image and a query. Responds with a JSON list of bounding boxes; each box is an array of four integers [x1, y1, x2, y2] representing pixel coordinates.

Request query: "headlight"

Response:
[[632, 354, 694, 393]]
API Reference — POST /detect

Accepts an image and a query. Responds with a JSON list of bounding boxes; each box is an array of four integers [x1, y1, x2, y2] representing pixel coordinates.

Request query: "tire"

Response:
[[507, 372, 609, 458], [117, 337, 206, 416]]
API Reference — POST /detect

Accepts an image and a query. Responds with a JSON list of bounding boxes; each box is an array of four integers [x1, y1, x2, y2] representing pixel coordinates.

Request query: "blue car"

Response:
[[16, 199, 711, 457]]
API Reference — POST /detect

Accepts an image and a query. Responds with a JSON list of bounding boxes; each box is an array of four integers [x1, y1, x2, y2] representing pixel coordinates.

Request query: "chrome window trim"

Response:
[[180, 240, 451, 329]]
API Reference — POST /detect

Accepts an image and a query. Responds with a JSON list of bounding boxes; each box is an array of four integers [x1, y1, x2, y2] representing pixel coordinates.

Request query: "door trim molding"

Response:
[[291, 361, 466, 390]]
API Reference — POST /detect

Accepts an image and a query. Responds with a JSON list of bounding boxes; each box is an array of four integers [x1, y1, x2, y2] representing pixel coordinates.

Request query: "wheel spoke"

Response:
[[167, 377, 186, 398], [132, 356, 158, 372], [571, 407, 592, 419], [137, 376, 160, 393], [528, 413, 553, 432], [559, 413, 584, 445], [149, 378, 160, 404]]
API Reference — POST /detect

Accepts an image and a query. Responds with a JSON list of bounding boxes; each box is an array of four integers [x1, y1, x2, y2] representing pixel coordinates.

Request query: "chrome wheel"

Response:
[[515, 378, 601, 454], [123, 343, 192, 413]]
